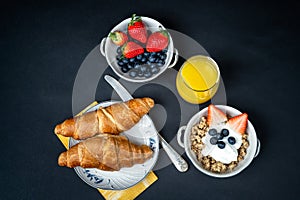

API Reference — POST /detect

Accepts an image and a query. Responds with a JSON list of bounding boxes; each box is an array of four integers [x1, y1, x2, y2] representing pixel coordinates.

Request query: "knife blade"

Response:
[[104, 75, 188, 172]]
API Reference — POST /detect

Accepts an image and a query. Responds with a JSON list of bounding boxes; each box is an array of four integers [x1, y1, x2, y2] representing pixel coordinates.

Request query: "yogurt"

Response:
[[201, 124, 242, 164]]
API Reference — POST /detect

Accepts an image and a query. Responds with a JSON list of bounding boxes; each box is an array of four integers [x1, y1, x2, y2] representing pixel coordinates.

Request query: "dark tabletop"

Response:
[[1, 0, 300, 199]]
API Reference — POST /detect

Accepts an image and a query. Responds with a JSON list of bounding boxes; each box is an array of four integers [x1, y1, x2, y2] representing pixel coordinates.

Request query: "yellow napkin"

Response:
[[56, 101, 158, 200]]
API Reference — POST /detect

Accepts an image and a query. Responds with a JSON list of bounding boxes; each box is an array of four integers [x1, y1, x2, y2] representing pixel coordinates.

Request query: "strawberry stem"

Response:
[[129, 13, 141, 26]]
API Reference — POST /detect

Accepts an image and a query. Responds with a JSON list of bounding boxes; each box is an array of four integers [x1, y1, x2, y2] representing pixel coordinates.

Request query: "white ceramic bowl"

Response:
[[177, 105, 260, 178], [99, 16, 178, 82]]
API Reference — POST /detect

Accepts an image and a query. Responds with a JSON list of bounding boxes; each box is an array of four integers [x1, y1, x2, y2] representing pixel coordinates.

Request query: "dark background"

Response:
[[1, 0, 299, 199]]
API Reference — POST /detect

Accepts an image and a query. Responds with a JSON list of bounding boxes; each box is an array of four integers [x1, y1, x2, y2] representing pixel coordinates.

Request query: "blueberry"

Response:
[[134, 64, 141, 70], [117, 61, 124, 66], [148, 56, 156, 63], [146, 61, 152, 65], [157, 52, 161, 56], [117, 47, 121, 54], [228, 137, 236, 145], [160, 54, 166, 60], [129, 58, 136, 63], [137, 54, 142, 60], [143, 52, 150, 57], [122, 58, 129, 64], [155, 58, 160, 63], [217, 141, 226, 149], [144, 71, 152, 78], [140, 66, 147, 73], [137, 70, 144, 77], [210, 137, 218, 145], [141, 57, 147, 63], [158, 60, 165, 65], [129, 70, 138, 78], [121, 67, 129, 73], [127, 63, 134, 69], [216, 133, 224, 140], [150, 64, 157, 69], [157, 63, 164, 67], [162, 49, 168, 54], [221, 129, 229, 137], [150, 66, 160, 74], [208, 129, 217, 136], [150, 52, 156, 56]]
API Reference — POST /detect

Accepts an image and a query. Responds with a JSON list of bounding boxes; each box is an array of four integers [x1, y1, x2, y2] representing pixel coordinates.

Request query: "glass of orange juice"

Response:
[[176, 55, 220, 104]]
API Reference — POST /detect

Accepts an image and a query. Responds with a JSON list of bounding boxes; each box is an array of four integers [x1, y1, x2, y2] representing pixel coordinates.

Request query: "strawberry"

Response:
[[227, 113, 248, 135], [121, 41, 144, 59], [109, 31, 128, 46], [146, 30, 169, 52], [207, 104, 228, 126], [128, 14, 148, 43]]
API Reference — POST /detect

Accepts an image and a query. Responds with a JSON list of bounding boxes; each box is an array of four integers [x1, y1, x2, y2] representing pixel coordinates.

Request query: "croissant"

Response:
[[58, 134, 153, 171], [54, 97, 154, 140]]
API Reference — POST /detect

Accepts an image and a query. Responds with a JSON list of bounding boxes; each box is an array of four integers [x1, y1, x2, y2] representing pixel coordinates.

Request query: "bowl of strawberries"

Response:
[[100, 14, 178, 82]]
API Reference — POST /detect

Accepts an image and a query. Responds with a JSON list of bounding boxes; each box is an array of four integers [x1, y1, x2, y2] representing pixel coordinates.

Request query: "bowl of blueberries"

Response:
[[100, 14, 178, 82]]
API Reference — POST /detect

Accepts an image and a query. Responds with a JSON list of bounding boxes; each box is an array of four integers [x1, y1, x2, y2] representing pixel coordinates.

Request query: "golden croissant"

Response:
[[58, 134, 153, 171], [54, 97, 154, 140]]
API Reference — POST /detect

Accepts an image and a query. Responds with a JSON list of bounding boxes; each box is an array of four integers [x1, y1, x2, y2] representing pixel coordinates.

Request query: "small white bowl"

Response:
[[99, 16, 178, 82], [177, 105, 261, 178]]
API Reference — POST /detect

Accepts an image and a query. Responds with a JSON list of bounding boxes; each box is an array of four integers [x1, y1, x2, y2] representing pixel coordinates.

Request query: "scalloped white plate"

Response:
[[69, 100, 159, 190]]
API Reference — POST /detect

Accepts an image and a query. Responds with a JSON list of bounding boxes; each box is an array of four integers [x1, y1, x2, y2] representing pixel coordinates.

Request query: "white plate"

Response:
[[69, 100, 159, 190]]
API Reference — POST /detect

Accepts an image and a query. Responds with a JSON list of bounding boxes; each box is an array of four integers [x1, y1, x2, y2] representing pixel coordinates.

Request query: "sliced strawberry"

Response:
[[227, 113, 248, 135], [128, 14, 148, 43], [146, 30, 169, 52], [121, 41, 144, 59], [207, 104, 227, 126], [109, 31, 128, 46]]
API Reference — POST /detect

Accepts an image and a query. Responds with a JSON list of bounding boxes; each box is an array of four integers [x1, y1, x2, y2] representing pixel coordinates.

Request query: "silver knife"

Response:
[[104, 75, 188, 172]]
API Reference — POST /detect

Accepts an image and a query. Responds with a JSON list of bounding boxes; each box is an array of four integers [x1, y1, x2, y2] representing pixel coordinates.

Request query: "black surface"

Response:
[[1, 0, 300, 199]]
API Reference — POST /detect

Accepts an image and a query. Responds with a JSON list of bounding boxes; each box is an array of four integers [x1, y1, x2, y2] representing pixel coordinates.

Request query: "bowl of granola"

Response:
[[177, 104, 260, 178]]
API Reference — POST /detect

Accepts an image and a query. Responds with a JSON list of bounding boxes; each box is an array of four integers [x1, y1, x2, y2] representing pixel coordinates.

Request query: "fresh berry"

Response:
[[148, 56, 156, 63], [122, 58, 129, 64], [129, 69, 138, 78], [117, 61, 124, 66], [150, 66, 160, 74], [146, 30, 169, 52], [122, 42, 144, 59], [121, 67, 129, 73], [157, 63, 163, 67], [227, 113, 248, 135], [128, 14, 148, 43], [143, 52, 150, 57], [207, 104, 227, 126], [216, 133, 224, 140], [210, 137, 218, 145], [144, 71, 152, 78], [208, 128, 218, 136], [116, 47, 122, 54], [228, 137, 236, 145], [217, 141, 226, 149], [136, 54, 142, 60], [221, 129, 229, 137], [109, 31, 128, 46]]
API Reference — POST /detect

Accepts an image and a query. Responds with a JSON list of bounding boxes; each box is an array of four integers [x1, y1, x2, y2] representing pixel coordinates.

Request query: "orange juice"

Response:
[[176, 55, 220, 104]]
